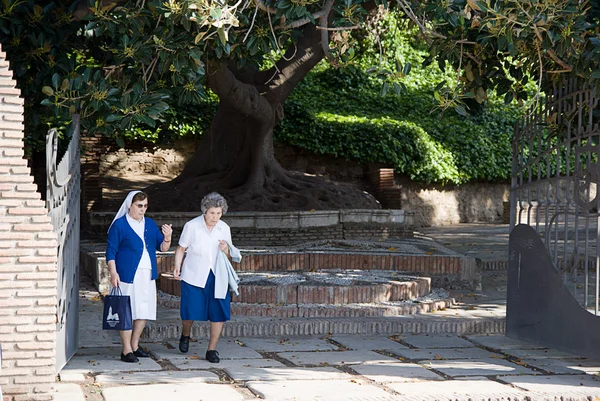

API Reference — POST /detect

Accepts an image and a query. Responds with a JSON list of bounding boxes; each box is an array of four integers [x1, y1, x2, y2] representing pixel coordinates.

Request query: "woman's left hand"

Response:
[[161, 224, 173, 239], [218, 240, 229, 253]]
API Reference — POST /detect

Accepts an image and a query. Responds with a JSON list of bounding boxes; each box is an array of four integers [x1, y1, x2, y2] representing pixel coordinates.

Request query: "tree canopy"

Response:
[[2, 0, 600, 147], [2, 0, 600, 211]]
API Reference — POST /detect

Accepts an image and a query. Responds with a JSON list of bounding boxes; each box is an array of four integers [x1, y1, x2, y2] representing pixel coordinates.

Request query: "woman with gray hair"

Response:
[[173, 192, 235, 363]]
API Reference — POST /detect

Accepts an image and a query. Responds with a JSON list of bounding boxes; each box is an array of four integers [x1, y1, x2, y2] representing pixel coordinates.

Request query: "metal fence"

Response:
[[511, 79, 600, 313]]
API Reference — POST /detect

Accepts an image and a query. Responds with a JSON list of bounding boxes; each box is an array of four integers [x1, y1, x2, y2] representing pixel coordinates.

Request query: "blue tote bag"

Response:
[[102, 287, 133, 330]]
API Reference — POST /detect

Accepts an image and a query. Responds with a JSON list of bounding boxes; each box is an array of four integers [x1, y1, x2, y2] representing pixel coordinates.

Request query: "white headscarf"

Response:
[[107, 190, 142, 233]]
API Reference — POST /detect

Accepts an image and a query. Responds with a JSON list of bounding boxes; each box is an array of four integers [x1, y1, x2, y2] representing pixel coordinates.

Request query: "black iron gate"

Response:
[[508, 80, 600, 358]]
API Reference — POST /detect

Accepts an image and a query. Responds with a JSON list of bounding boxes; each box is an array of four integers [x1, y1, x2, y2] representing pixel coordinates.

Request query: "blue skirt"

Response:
[[180, 270, 230, 322]]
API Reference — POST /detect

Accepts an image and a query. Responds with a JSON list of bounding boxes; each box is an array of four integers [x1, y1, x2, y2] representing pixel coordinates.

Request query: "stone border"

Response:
[[90, 209, 412, 229], [89, 209, 415, 246]]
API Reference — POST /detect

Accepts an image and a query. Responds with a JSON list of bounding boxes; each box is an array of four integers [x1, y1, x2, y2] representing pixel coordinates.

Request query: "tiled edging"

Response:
[[143, 315, 505, 340], [481, 260, 508, 271]]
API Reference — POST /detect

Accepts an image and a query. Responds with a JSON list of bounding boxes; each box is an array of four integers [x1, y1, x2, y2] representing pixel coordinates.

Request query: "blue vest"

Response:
[[106, 215, 164, 283]]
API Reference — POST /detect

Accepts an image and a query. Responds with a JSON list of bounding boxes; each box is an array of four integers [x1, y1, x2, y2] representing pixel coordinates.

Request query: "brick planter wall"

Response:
[[0, 49, 58, 401]]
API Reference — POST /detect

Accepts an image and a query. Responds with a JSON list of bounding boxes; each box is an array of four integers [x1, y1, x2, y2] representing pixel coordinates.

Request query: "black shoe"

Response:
[[133, 347, 151, 358], [120, 352, 139, 363], [179, 335, 190, 353], [205, 350, 220, 363]]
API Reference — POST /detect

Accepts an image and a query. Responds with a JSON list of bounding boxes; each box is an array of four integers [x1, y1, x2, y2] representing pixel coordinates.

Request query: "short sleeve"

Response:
[[178, 221, 193, 248]]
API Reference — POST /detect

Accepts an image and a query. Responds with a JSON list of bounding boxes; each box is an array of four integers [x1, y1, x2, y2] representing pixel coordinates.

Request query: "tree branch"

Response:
[[207, 64, 274, 120], [264, 24, 326, 102], [395, 0, 446, 41], [319, 0, 335, 62]]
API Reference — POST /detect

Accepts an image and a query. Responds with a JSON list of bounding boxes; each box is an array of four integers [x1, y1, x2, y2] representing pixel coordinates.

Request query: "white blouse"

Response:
[[126, 214, 152, 271], [179, 216, 232, 288]]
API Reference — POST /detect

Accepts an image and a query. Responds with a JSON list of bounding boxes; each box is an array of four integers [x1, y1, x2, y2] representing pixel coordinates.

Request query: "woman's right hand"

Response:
[[110, 271, 120, 288], [173, 266, 181, 280]]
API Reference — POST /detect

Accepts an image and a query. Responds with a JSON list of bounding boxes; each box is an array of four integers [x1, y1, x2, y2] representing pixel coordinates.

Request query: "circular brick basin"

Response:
[[159, 270, 431, 305], [157, 289, 455, 318]]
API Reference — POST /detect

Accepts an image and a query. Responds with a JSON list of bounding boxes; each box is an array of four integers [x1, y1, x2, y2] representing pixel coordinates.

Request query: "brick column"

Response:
[[368, 167, 402, 209], [0, 48, 58, 401]]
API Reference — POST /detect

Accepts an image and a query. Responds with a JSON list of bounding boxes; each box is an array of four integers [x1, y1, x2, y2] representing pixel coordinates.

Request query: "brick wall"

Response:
[[80, 134, 104, 216], [0, 48, 58, 401]]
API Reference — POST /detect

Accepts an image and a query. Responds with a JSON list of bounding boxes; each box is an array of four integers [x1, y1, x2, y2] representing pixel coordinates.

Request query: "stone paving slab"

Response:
[[396, 334, 474, 349], [146, 339, 262, 360], [276, 350, 399, 366], [239, 337, 338, 352], [518, 358, 600, 375], [330, 335, 409, 351], [500, 374, 600, 396], [464, 334, 544, 350], [351, 362, 444, 383], [102, 383, 245, 401], [246, 379, 394, 401], [72, 345, 123, 356], [95, 370, 219, 385], [224, 366, 351, 381], [171, 357, 285, 370], [54, 383, 86, 401], [62, 348, 162, 374], [502, 347, 584, 359], [394, 347, 499, 361], [419, 358, 535, 377], [385, 376, 527, 400], [57, 372, 87, 382]]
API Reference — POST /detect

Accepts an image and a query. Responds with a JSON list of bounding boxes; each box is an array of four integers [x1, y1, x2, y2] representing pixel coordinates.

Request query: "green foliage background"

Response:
[[133, 14, 521, 185]]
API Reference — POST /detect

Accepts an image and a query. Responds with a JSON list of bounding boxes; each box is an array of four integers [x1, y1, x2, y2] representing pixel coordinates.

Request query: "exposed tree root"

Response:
[[144, 169, 380, 212]]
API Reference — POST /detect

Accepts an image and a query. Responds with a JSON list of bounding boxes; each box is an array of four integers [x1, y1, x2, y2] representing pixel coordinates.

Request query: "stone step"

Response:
[[142, 315, 506, 341], [158, 271, 431, 305]]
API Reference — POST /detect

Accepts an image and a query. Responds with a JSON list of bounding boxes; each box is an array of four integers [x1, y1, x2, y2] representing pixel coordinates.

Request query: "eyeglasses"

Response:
[[134, 203, 148, 209]]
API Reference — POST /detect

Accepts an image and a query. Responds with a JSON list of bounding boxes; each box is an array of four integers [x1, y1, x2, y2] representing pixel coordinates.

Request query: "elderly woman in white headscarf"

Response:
[[106, 190, 172, 363]]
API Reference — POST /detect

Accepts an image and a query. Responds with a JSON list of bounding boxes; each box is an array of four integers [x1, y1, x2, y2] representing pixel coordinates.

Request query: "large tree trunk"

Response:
[[145, 25, 380, 212]]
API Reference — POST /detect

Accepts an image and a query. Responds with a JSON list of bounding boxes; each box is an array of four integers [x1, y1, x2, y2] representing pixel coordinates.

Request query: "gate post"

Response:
[[0, 48, 58, 400]]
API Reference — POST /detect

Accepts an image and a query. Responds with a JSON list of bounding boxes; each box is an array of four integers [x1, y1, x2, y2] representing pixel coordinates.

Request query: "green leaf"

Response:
[[52, 73, 60, 89], [42, 86, 54, 96], [217, 28, 227, 46], [60, 79, 70, 91], [381, 82, 388, 97], [105, 114, 122, 123]]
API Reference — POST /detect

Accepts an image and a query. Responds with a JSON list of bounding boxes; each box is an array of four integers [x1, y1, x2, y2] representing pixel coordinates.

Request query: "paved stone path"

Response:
[[56, 332, 600, 401], [58, 223, 600, 400]]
